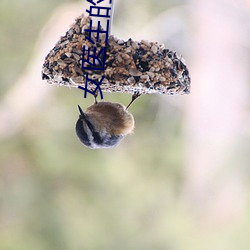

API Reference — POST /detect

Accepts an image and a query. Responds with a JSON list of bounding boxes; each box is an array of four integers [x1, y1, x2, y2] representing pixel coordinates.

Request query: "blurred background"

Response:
[[1, 0, 250, 249]]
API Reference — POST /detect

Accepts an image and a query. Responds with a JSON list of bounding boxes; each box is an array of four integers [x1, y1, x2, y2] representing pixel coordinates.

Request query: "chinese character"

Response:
[[86, 6, 111, 18], [87, 0, 112, 5], [87, 0, 98, 5], [84, 19, 109, 45], [78, 73, 104, 99], [82, 45, 107, 71]]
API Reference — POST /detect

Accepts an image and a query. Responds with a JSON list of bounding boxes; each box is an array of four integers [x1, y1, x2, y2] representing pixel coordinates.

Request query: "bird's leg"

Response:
[[94, 90, 99, 104], [126, 91, 141, 110]]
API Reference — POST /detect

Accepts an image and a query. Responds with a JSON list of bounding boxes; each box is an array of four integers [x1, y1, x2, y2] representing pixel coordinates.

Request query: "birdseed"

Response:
[[42, 14, 191, 95]]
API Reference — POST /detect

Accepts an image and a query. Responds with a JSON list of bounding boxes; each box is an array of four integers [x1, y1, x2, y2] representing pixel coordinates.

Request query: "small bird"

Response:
[[75, 92, 140, 149]]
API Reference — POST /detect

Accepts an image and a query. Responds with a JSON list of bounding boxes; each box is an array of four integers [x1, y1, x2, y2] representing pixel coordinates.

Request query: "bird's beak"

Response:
[[77, 105, 86, 119]]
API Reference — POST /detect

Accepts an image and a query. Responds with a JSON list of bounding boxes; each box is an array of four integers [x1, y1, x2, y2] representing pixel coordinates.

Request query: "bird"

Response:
[[75, 92, 140, 149]]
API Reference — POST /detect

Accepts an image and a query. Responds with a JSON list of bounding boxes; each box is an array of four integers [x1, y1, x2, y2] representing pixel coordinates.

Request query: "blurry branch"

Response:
[[114, 5, 190, 47], [0, 2, 87, 139], [184, 0, 250, 225], [134, 5, 190, 46]]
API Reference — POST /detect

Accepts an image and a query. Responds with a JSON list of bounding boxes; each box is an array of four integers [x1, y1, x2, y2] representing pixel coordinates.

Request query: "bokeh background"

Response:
[[1, 0, 250, 249]]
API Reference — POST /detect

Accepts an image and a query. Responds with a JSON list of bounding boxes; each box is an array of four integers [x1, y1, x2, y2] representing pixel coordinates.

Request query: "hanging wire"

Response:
[[109, 0, 115, 35]]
